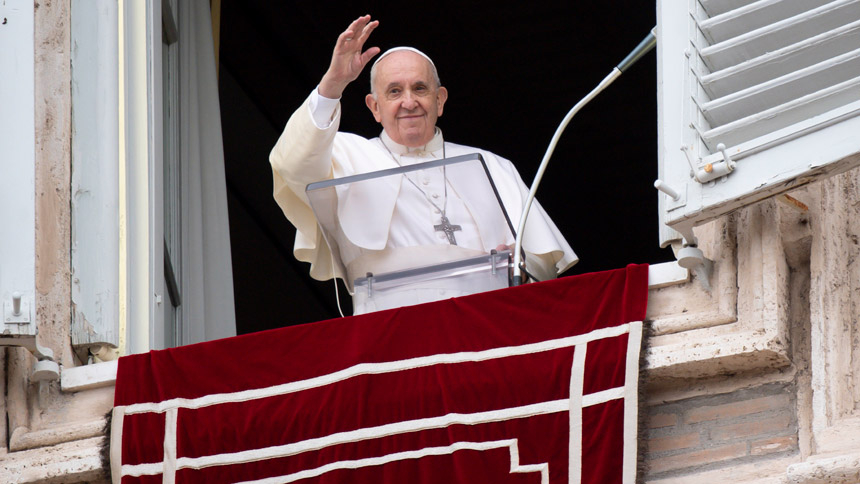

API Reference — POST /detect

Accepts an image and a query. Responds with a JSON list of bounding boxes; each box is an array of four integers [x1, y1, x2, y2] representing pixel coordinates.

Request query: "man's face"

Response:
[[365, 51, 448, 148]]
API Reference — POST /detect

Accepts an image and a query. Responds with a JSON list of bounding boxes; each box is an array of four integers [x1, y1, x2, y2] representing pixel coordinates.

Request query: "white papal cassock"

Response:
[[269, 90, 578, 313]]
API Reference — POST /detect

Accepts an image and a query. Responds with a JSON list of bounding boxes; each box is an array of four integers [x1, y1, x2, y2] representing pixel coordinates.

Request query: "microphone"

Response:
[[512, 28, 657, 286]]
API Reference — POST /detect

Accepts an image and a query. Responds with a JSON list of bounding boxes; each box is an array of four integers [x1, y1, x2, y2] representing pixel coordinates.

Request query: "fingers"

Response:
[[338, 17, 378, 54], [321, 15, 379, 98], [355, 18, 379, 67], [340, 15, 374, 44], [336, 28, 358, 49], [356, 18, 379, 44], [359, 46, 381, 68]]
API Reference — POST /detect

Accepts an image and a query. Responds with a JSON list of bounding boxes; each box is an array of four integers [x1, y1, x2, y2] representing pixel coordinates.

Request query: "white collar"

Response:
[[379, 128, 444, 156]]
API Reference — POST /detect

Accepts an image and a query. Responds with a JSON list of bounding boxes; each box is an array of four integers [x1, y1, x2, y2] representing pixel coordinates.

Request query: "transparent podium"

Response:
[[306, 153, 517, 314]]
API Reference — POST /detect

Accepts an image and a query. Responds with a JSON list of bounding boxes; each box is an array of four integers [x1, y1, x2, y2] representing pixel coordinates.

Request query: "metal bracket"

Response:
[[1, 294, 59, 381], [654, 179, 687, 210], [681, 143, 737, 185], [4, 292, 31, 324], [669, 223, 714, 292], [0, 334, 60, 381]]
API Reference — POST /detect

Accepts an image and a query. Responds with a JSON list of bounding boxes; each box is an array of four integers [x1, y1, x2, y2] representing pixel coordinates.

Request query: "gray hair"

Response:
[[369, 46, 442, 98]]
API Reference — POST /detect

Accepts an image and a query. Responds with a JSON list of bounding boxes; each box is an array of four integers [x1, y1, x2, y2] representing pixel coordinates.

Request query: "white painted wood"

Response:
[[700, 47, 860, 126], [61, 360, 118, 392], [162, 0, 182, 348], [656, 0, 697, 247], [700, 0, 860, 71], [0, 0, 36, 338], [70, 0, 120, 349], [701, 78, 860, 148], [700, 0, 758, 17], [669, 102, 860, 228], [123, 0, 161, 354], [699, 0, 831, 45], [700, 18, 860, 98], [148, 0, 168, 351], [648, 262, 690, 289], [658, 0, 860, 238], [119, 0, 233, 352], [701, 99, 860, 165]]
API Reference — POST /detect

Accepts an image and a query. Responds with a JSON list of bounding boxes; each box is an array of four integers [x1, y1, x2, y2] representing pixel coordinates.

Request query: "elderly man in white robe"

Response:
[[269, 15, 577, 314]]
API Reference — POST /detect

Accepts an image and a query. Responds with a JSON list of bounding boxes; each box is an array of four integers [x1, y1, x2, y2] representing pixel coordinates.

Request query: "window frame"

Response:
[[70, 0, 181, 355], [656, 0, 860, 246]]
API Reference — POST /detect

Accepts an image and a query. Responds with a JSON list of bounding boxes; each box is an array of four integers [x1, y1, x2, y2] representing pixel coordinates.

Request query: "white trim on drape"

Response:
[[178, 0, 236, 343]]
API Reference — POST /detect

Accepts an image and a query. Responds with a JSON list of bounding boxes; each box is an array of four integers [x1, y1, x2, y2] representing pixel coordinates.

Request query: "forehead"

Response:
[[374, 51, 434, 85]]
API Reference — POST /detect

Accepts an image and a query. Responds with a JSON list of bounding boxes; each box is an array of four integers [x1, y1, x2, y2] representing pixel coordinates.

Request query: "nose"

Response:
[[401, 91, 418, 110]]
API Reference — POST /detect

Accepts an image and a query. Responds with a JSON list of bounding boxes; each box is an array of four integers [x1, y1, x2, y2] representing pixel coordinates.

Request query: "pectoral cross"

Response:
[[434, 215, 462, 245]]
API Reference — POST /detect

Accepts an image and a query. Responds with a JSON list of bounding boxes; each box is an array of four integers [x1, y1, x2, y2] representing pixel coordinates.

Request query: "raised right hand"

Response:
[[319, 15, 380, 99]]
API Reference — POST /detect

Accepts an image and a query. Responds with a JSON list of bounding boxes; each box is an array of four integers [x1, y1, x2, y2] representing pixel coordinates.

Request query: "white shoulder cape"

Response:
[[269, 95, 578, 287]]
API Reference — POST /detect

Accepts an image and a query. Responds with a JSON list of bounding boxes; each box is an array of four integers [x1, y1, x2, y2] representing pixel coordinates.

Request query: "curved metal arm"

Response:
[[513, 29, 656, 285]]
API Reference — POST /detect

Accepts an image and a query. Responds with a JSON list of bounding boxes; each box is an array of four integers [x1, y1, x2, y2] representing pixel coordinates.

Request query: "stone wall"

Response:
[[647, 382, 798, 479], [641, 166, 860, 483]]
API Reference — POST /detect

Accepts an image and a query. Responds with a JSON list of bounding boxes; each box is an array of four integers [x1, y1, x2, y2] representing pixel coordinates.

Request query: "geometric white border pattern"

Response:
[[112, 321, 643, 484], [233, 439, 550, 484]]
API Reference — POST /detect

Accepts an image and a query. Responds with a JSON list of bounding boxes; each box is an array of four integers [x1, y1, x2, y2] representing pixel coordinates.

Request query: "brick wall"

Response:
[[644, 382, 798, 479]]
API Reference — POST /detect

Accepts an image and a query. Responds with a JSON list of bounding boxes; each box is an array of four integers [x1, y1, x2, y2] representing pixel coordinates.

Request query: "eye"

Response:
[[387, 87, 402, 99]]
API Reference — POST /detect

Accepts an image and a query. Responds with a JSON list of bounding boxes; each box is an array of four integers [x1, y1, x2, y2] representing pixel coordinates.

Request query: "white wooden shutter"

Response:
[[0, 0, 36, 341], [657, 0, 860, 244], [71, 0, 121, 351]]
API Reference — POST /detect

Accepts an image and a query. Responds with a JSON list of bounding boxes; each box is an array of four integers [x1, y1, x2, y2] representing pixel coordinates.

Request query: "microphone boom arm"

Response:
[[512, 28, 657, 286]]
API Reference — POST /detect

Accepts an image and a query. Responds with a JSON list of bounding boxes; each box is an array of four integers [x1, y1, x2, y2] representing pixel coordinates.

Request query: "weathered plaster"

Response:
[[0, 348, 6, 456], [785, 452, 860, 484], [645, 199, 793, 381], [809, 168, 860, 434], [7, 347, 32, 450], [782, 194, 814, 460], [34, 0, 74, 369], [643, 167, 860, 482], [0, 436, 108, 484], [646, 217, 738, 336], [648, 454, 798, 484]]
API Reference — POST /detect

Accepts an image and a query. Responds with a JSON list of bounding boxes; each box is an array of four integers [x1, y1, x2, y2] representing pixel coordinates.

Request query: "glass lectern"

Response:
[[306, 153, 517, 314]]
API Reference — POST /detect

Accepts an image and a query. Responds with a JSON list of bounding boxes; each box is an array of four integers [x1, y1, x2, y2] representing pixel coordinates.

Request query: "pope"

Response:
[[269, 15, 577, 313]]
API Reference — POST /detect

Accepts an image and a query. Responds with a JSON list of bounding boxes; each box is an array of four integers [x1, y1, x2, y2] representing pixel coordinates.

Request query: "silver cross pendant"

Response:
[[434, 215, 462, 245]]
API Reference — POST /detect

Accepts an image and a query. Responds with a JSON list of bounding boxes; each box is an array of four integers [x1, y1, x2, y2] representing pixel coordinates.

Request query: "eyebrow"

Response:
[[385, 79, 431, 90]]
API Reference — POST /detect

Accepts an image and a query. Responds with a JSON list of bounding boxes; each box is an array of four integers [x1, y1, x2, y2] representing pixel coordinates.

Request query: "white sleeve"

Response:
[[308, 87, 341, 129]]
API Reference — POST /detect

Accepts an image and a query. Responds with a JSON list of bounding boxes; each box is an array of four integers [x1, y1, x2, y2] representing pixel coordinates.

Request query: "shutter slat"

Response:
[[700, 0, 757, 18], [699, 0, 831, 44], [700, 0, 860, 72], [691, 0, 860, 152], [700, 19, 860, 98], [700, 77, 860, 149], [657, 0, 860, 237], [700, 48, 860, 126]]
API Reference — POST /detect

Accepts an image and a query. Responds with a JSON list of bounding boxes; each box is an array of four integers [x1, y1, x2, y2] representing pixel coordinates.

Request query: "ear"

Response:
[[365, 94, 382, 123], [436, 86, 448, 117]]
